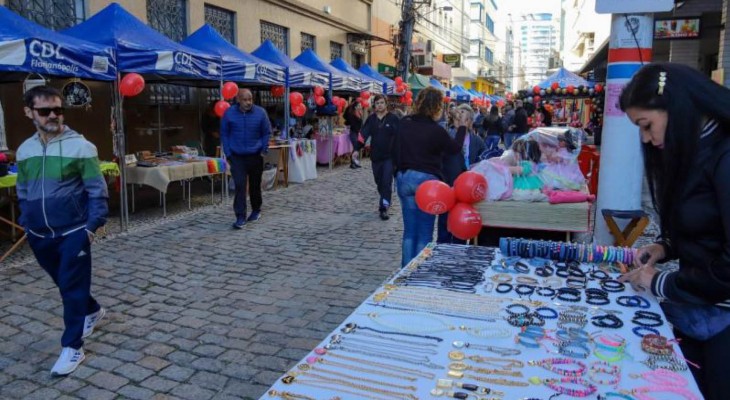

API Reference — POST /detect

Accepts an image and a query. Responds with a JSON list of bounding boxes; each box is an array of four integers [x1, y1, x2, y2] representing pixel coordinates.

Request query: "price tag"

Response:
[[124, 154, 137, 165]]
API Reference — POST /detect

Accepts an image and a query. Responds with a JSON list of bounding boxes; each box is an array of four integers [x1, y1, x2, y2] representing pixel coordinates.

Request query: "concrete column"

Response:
[[594, 14, 653, 244]]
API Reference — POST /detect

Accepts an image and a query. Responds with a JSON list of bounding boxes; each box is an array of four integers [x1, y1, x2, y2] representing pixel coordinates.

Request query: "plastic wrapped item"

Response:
[[470, 159, 513, 201], [512, 127, 588, 191]]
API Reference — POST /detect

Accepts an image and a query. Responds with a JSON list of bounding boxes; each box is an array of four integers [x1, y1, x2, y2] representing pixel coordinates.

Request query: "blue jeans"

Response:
[[396, 170, 438, 267]]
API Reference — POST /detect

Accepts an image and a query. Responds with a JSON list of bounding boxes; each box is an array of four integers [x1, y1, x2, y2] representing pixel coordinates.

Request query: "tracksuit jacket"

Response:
[[16, 127, 108, 238]]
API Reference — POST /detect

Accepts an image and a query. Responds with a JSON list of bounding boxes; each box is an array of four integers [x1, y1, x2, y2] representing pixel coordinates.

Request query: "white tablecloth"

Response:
[[262, 244, 702, 400], [287, 139, 317, 184]]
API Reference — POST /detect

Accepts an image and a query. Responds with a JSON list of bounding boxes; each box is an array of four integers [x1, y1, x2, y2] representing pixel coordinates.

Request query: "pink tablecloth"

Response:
[[315, 132, 354, 164]]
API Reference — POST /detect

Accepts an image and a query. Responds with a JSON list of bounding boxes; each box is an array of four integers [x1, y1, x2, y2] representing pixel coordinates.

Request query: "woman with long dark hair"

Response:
[[394, 87, 470, 267], [344, 100, 363, 169], [618, 62, 730, 399]]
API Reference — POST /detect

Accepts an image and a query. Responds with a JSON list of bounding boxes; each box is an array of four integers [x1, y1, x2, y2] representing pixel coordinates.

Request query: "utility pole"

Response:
[[396, 0, 416, 82]]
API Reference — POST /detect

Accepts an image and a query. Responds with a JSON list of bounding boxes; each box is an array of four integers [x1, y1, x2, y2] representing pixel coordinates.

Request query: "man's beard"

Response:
[[37, 119, 63, 135]]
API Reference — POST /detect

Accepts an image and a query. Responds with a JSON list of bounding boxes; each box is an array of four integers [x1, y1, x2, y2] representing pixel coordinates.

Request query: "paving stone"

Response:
[[0, 379, 37, 398], [87, 371, 130, 392], [170, 384, 215, 400], [137, 356, 171, 372], [189, 371, 229, 391], [74, 385, 116, 400], [140, 376, 179, 392], [114, 363, 155, 382], [159, 365, 196, 382], [117, 384, 156, 400], [25, 387, 62, 400]]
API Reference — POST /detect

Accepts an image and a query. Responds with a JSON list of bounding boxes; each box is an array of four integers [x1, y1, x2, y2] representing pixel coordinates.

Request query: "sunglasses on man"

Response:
[[33, 107, 65, 117]]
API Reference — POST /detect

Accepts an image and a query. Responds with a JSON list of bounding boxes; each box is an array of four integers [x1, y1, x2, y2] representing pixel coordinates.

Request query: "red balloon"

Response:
[[497, 100, 505, 107], [453, 171, 488, 204], [360, 90, 371, 100], [447, 203, 483, 240], [533, 85, 541, 95], [595, 84, 604, 93], [271, 86, 285, 97], [567, 85, 575, 95], [394, 76, 403, 86], [396, 84, 406, 94], [406, 99, 413, 106], [405, 91, 413, 99], [533, 96, 541, 104], [221, 82, 238, 100], [314, 86, 325, 96], [119, 73, 145, 97], [214, 100, 230, 118], [416, 180, 455, 215], [289, 92, 304, 106], [315, 95, 326, 106], [443, 96, 451, 103], [551, 82, 560, 90], [293, 103, 306, 117]]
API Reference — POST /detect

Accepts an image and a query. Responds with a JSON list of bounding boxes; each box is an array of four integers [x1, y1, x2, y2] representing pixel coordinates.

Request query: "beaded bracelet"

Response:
[[535, 265, 554, 277], [601, 279, 625, 292], [490, 273, 513, 284], [559, 341, 591, 359], [592, 314, 624, 329], [617, 296, 651, 309], [631, 368, 688, 387], [566, 277, 587, 289], [590, 269, 609, 280], [536, 287, 556, 297], [556, 268, 570, 278], [516, 276, 539, 285], [535, 307, 558, 319], [514, 260, 531, 274], [641, 334, 673, 356], [515, 284, 536, 296], [506, 303, 530, 316], [589, 361, 621, 386], [598, 393, 635, 400], [594, 348, 626, 363], [529, 358, 586, 377], [557, 288, 582, 302], [516, 332, 542, 348], [631, 386, 701, 400], [631, 326, 659, 338], [556, 328, 590, 343], [496, 283, 513, 293], [642, 355, 688, 371], [543, 377, 597, 397], [586, 296, 610, 306]]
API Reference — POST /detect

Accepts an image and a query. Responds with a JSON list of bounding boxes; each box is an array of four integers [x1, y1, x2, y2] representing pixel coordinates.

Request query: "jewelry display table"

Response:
[[262, 243, 702, 400], [475, 201, 594, 242]]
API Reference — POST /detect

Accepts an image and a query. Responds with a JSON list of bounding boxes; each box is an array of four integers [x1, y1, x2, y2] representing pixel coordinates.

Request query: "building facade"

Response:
[[370, 0, 400, 77], [560, 0, 610, 72], [411, 1, 470, 84], [515, 12, 559, 87], [463, 0, 504, 94]]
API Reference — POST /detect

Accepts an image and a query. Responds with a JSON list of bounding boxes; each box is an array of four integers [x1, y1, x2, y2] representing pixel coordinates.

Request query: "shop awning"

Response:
[[251, 41, 328, 88], [331, 58, 382, 94], [429, 78, 448, 92], [295, 49, 361, 92], [537, 67, 592, 88], [408, 73, 430, 93], [358, 63, 395, 94]]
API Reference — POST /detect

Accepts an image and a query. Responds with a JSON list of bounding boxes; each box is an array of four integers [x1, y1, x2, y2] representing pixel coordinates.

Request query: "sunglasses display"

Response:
[[33, 107, 65, 117]]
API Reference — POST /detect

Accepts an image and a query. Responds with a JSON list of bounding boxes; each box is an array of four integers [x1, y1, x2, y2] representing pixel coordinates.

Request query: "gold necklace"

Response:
[[326, 352, 435, 379], [448, 362, 524, 377], [283, 373, 419, 400], [267, 390, 319, 400], [466, 355, 524, 369], [281, 381, 393, 400], [296, 364, 417, 392], [461, 374, 530, 387], [314, 357, 417, 381]]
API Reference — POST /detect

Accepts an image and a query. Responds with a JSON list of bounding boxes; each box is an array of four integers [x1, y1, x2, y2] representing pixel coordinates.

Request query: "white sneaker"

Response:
[[50, 347, 85, 377], [82, 307, 106, 339]]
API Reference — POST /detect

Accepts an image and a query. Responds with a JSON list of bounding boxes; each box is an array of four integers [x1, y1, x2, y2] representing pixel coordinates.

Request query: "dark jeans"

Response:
[[27, 229, 100, 349], [229, 154, 263, 218], [504, 132, 523, 149], [437, 213, 466, 245], [396, 170, 437, 267], [372, 159, 393, 211], [675, 325, 730, 400]]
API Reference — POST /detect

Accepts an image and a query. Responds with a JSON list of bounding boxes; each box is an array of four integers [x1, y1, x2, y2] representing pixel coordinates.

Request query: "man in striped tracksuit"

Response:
[[16, 86, 108, 376]]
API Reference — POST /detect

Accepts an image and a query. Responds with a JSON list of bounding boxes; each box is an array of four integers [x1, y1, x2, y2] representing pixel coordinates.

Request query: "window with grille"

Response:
[[352, 54, 363, 69], [147, 0, 187, 42], [301, 32, 316, 53], [8, 0, 85, 30], [261, 21, 289, 55], [330, 42, 343, 61], [205, 4, 235, 44]]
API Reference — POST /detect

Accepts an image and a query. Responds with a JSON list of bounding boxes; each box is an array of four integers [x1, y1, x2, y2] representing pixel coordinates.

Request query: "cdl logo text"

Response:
[[29, 40, 62, 59]]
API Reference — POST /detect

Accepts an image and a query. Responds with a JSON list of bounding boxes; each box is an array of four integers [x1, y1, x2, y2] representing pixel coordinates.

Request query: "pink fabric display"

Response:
[[545, 190, 595, 204]]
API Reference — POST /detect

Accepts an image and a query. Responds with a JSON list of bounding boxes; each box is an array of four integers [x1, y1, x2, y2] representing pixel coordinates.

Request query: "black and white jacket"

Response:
[[651, 120, 730, 309]]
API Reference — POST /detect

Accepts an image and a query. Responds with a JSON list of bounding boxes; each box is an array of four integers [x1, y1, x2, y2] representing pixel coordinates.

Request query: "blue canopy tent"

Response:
[[451, 85, 474, 102], [295, 49, 361, 92], [358, 63, 395, 95], [252, 40, 328, 88], [0, 5, 117, 81], [331, 58, 381, 94], [538, 67, 591, 89], [468, 89, 485, 100], [182, 25, 284, 85], [63, 3, 221, 81], [429, 78, 447, 92]]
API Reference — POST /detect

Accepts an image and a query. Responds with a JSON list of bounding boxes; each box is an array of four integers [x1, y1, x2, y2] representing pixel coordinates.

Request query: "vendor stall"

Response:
[[263, 242, 702, 400], [315, 127, 352, 165], [358, 64, 396, 95], [285, 139, 317, 184]]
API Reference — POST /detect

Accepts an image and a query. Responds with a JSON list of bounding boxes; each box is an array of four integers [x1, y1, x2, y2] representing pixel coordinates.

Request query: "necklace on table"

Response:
[[307, 356, 416, 382], [452, 341, 521, 356], [284, 372, 419, 400], [296, 364, 417, 392], [346, 329, 440, 348], [448, 361, 524, 377], [461, 374, 529, 387], [325, 352, 436, 379], [280, 375, 406, 400], [331, 334, 439, 355]]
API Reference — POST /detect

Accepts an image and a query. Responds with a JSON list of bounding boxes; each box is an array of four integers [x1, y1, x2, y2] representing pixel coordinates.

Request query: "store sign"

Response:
[[378, 63, 395, 78], [443, 54, 461, 68], [349, 42, 367, 55], [596, 0, 673, 14], [654, 18, 701, 40], [411, 42, 427, 55], [610, 15, 653, 49]]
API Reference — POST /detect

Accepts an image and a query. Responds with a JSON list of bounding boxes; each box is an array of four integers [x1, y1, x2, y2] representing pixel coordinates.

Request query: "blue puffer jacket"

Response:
[[220, 104, 271, 156]]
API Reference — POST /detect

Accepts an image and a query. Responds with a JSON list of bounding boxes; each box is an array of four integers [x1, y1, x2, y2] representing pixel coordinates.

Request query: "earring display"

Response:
[[264, 242, 702, 400]]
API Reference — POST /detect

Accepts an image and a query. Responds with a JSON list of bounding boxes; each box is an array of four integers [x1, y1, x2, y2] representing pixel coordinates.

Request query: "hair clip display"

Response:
[[657, 71, 667, 95]]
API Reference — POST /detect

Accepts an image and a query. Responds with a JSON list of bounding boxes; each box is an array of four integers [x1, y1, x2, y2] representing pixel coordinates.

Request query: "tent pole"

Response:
[[157, 104, 162, 153], [328, 73, 334, 171], [113, 75, 129, 231], [284, 67, 290, 140]]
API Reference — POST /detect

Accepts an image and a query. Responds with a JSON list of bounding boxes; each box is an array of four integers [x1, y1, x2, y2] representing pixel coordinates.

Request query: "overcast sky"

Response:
[[498, 0, 562, 19]]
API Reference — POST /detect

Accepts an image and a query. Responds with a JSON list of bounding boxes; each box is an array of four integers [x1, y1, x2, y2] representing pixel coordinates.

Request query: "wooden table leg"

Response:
[[0, 234, 27, 264]]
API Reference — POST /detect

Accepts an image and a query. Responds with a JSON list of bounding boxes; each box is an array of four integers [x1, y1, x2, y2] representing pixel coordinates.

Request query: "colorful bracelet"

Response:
[[631, 385, 701, 400], [529, 358, 586, 377], [543, 377, 597, 397], [630, 368, 688, 387], [589, 361, 621, 386]]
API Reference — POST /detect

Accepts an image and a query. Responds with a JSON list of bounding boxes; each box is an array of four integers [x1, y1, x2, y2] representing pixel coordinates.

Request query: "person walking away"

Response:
[[482, 105, 504, 149], [359, 95, 399, 220], [344, 101, 363, 169], [617, 62, 730, 400], [438, 104, 486, 243], [16, 86, 108, 376], [506, 100, 528, 149], [221, 88, 271, 229], [394, 87, 469, 267]]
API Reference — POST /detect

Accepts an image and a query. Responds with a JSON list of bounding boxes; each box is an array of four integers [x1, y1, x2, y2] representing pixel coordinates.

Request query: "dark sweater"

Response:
[[360, 112, 399, 161], [395, 114, 466, 180], [651, 122, 730, 308], [220, 104, 271, 157], [514, 107, 529, 133]]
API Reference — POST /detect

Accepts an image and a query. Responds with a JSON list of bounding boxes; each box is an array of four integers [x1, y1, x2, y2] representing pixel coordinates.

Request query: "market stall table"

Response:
[[286, 139, 317, 184], [315, 131, 353, 165], [125, 158, 226, 216], [267, 144, 291, 189], [262, 243, 702, 400]]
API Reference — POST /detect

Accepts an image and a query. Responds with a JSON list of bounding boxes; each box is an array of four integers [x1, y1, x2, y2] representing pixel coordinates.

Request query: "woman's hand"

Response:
[[618, 265, 658, 293], [633, 243, 666, 269]]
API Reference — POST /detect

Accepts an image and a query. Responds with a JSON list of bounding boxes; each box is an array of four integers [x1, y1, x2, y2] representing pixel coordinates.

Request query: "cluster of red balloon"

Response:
[[393, 77, 413, 106], [119, 73, 145, 97], [270, 85, 285, 98], [289, 92, 306, 117], [331, 96, 347, 114], [210, 81, 239, 117], [358, 91, 371, 109], [312, 86, 326, 107], [415, 171, 488, 240]]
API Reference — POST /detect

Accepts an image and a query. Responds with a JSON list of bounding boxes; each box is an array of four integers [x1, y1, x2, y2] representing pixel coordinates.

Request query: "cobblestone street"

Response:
[[0, 161, 404, 400]]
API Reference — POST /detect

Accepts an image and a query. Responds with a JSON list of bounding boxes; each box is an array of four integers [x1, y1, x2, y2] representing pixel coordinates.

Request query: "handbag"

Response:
[[661, 301, 730, 341]]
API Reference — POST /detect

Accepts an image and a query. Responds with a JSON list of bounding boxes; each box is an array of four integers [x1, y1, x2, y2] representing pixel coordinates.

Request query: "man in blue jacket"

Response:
[[221, 88, 271, 228]]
